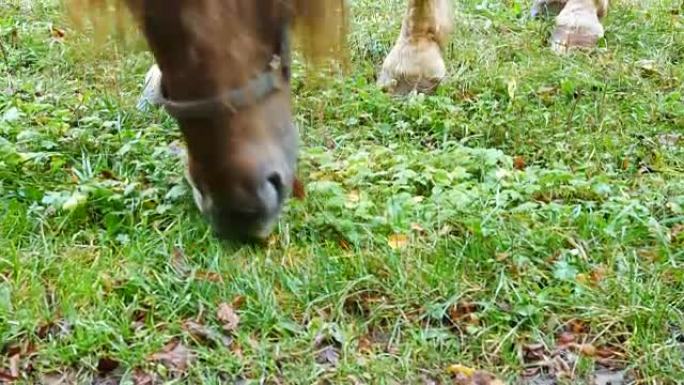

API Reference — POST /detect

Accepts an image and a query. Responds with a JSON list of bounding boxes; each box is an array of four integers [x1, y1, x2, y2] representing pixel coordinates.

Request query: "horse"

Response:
[[378, 0, 610, 94], [71, 0, 609, 241], [67, 0, 346, 241]]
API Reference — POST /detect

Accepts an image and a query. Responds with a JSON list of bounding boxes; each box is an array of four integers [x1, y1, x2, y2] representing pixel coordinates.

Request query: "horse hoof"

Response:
[[550, 7, 604, 54], [550, 24, 602, 53]]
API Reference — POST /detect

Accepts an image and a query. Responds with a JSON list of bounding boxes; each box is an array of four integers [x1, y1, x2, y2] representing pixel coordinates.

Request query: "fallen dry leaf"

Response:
[[448, 364, 506, 385], [36, 319, 72, 340], [195, 270, 223, 283], [578, 343, 597, 357], [183, 320, 233, 348], [387, 234, 409, 250], [0, 371, 17, 382], [410, 223, 427, 234], [448, 302, 480, 327], [148, 340, 193, 372], [96, 356, 119, 375], [567, 319, 590, 334], [99, 170, 117, 180], [171, 247, 190, 275], [50, 26, 66, 39], [592, 369, 629, 385], [447, 364, 476, 377], [8, 354, 20, 378], [315, 345, 340, 366], [132, 369, 155, 385], [217, 303, 240, 332], [557, 331, 576, 346], [231, 295, 246, 309], [314, 329, 343, 367], [513, 156, 526, 170], [339, 239, 352, 250], [523, 343, 547, 363], [357, 335, 373, 354], [292, 177, 306, 200], [40, 371, 77, 385]]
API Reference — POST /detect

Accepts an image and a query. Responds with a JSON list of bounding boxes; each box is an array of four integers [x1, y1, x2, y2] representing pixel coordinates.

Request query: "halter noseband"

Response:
[[158, 26, 291, 119]]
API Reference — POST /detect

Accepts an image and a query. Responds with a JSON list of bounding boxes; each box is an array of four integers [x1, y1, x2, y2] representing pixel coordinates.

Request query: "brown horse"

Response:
[[71, 0, 608, 241], [68, 0, 345, 240]]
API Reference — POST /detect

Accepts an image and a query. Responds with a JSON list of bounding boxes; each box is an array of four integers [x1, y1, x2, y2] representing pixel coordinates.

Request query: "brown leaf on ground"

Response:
[[171, 247, 190, 275], [132, 369, 156, 385], [513, 156, 526, 170], [96, 356, 119, 375], [314, 328, 343, 367], [195, 270, 223, 283], [567, 319, 590, 335], [231, 295, 246, 310], [217, 303, 240, 332], [315, 345, 340, 366], [522, 343, 547, 363], [557, 331, 575, 346], [589, 266, 608, 285], [8, 354, 20, 378], [292, 177, 306, 200], [99, 170, 117, 180], [578, 343, 597, 357], [447, 302, 480, 327], [0, 371, 18, 382], [183, 320, 233, 348], [36, 319, 72, 340], [148, 340, 193, 372], [39, 371, 77, 385], [339, 239, 352, 250], [357, 335, 373, 354], [50, 26, 66, 39]]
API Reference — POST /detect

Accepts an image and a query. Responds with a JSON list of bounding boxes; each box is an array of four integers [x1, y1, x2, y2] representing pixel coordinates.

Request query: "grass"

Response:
[[0, 0, 683, 383]]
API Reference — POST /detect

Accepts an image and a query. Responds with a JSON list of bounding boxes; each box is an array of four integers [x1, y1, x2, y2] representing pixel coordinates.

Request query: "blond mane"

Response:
[[62, 0, 347, 64]]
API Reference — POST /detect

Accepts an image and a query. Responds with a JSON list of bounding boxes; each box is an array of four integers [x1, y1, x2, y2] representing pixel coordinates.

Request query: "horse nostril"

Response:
[[267, 172, 284, 200]]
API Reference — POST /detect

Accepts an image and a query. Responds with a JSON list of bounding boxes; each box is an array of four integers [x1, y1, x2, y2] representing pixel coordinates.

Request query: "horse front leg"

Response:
[[531, 0, 569, 17], [550, 0, 609, 53], [377, 0, 453, 95]]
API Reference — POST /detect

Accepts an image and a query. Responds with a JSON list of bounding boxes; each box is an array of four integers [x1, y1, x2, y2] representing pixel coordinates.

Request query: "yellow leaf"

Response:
[[447, 364, 476, 377], [507, 78, 517, 100], [387, 234, 408, 250], [347, 190, 360, 202], [346, 190, 360, 207]]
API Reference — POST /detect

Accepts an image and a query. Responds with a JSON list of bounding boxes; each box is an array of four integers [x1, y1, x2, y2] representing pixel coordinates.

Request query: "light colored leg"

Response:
[[531, 0, 569, 17], [551, 0, 609, 53], [137, 64, 163, 111], [377, 0, 453, 95]]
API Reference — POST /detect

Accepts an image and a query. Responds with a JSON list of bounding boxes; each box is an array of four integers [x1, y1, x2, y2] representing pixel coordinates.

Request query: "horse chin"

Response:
[[184, 165, 279, 241]]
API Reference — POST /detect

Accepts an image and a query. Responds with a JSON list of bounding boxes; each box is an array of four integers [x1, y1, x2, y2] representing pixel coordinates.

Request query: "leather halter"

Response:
[[158, 26, 291, 119]]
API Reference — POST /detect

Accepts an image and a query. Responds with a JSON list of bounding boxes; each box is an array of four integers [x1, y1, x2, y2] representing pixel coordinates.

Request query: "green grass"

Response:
[[1, 0, 683, 383]]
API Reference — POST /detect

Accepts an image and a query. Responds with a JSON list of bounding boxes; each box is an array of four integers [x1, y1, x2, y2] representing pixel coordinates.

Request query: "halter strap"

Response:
[[159, 25, 291, 119]]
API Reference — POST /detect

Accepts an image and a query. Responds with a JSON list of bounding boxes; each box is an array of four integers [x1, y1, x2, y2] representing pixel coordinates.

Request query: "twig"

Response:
[[566, 92, 581, 132], [0, 37, 9, 67]]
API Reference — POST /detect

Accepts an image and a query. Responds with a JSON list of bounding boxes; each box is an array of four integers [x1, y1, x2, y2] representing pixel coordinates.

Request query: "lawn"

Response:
[[0, 0, 682, 383]]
